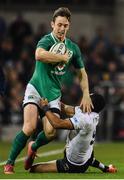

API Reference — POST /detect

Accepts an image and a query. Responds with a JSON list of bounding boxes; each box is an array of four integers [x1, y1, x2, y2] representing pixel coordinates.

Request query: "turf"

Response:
[[0, 141, 123, 179]]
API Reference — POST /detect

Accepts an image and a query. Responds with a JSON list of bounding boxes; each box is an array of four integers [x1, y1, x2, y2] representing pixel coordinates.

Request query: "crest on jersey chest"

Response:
[[51, 63, 66, 75], [56, 63, 66, 71]]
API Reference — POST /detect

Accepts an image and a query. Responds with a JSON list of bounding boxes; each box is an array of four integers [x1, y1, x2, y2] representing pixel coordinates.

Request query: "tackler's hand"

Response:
[[40, 98, 48, 108]]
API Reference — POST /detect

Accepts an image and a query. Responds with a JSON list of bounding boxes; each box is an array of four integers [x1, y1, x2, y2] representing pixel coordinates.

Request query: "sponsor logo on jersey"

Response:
[[73, 117, 78, 123], [28, 95, 34, 99], [51, 70, 65, 75]]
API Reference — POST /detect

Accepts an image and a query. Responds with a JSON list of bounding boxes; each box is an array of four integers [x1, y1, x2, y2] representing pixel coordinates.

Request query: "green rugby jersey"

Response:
[[30, 33, 84, 101]]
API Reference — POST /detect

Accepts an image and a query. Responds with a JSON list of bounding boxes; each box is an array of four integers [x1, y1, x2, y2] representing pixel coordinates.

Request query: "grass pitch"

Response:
[[0, 141, 123, 179]]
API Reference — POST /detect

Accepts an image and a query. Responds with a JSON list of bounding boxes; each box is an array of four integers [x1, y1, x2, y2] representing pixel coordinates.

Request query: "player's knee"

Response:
[[45, 128, 57, 140], [23, 123, 36, 136]]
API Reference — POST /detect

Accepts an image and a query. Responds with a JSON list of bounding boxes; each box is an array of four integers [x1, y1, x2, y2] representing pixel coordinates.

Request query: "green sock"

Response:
[[7, 130, 29, 165], [31, 131, 51, 151]]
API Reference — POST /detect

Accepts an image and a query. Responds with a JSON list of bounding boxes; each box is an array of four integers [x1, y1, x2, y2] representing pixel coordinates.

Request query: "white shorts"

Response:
[[23, 83, 61, 110]]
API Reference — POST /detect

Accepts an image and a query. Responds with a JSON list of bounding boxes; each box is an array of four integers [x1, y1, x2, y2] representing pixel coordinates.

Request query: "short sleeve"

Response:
[[70, 108, 99, 131], [70, 107, 87, 130], [37, 35, 53, 51]]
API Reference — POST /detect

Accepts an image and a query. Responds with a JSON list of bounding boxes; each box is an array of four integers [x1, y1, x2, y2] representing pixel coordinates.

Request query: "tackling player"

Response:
[[4, 7, 93, 174], [29, 93, 117, 173]]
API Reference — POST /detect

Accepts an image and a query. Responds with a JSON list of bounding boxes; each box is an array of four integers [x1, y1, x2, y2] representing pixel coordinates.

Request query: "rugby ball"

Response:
[[49, 42, 66, 55]]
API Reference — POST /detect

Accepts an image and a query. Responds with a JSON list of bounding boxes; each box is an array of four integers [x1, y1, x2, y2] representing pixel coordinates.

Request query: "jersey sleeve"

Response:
[[70, 107, 99, 131], [71, 44, 85, 69], [70, 107, 87, 130], [36, 35, 53, 51]]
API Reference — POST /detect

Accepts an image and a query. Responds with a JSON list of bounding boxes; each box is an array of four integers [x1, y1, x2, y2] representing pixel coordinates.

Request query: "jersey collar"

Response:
[[51, 32, 66, 45]]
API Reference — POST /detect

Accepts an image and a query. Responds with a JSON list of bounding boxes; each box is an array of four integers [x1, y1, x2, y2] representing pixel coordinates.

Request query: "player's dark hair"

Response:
[[52, 7, 71, 22], [90, 93, 105, 113]]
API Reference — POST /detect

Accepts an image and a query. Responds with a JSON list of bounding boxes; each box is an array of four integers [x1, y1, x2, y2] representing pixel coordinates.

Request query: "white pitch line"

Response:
[[0, 149, 63, 166]]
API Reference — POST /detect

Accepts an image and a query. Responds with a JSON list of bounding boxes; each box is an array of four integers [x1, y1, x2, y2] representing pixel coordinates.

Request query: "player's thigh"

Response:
[[23, 104, 38, 135], [43, 116, 58, 139], [22, 83, 41, 135]]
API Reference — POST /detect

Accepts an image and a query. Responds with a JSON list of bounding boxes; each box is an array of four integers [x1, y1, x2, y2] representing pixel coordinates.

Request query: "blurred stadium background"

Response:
[[0, 0, 124, 144]]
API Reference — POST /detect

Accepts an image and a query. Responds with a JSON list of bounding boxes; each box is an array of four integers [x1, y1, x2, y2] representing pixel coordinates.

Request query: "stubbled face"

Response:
[[51, 16, 70, 41]]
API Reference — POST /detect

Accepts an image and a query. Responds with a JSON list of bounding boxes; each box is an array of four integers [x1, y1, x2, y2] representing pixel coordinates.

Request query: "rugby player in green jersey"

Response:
[[4, 7, 93, 174]]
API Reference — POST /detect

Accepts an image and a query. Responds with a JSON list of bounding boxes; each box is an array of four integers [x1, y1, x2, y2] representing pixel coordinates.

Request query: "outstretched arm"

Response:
[[45, 110, 73, 129], [40, 98, 74, 129], [77, 68, 93, 113], [61, 102, 75, 117], [90, 158, 117, 173]]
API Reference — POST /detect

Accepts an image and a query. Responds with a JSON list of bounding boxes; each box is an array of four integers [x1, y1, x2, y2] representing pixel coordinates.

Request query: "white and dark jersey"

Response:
[[66, 106, 99, 166]]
